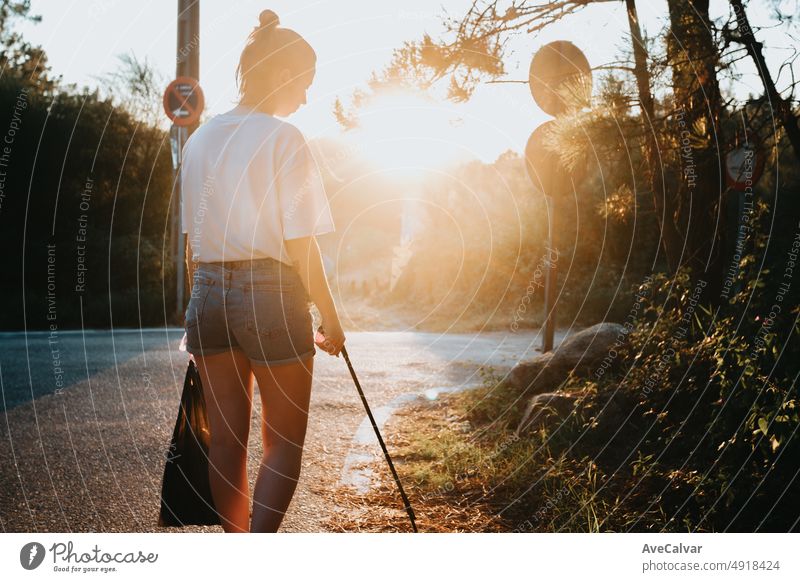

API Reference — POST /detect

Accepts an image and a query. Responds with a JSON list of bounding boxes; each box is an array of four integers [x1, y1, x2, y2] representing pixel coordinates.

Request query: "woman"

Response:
[[179, 9, 345, 533]]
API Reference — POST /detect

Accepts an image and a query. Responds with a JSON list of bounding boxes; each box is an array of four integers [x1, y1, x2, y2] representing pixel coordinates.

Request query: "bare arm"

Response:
[[284, 235, 345, 355]]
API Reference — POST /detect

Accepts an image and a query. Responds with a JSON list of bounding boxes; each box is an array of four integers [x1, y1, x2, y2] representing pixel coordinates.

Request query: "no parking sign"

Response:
[[163, 76, 204, 127]]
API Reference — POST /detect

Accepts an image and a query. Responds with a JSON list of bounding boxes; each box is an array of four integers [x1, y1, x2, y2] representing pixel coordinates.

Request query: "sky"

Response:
[[18, 0, 797, 165]]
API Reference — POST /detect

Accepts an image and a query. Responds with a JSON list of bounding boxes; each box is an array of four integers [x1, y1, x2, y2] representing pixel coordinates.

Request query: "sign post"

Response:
[[525, 121, 561, 353], [524, 41, 592, 353], [164, 76, 203, 325], [169, 0, 201, 324], [722, 139, 764, 297]]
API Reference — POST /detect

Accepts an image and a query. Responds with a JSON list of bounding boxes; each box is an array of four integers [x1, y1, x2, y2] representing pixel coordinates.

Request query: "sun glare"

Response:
[[342, 90, 468, 179]]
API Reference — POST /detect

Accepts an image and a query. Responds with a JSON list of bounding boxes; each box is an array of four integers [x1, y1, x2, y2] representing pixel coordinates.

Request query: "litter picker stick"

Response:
[[340, 344, 418, 532]]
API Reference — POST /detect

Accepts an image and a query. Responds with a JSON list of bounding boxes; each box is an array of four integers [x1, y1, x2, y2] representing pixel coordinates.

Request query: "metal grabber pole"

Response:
[[340, 344, 418, 532]]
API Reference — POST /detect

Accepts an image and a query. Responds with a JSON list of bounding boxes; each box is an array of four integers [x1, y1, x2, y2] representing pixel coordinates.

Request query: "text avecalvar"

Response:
[[642, 543, 702, 554]]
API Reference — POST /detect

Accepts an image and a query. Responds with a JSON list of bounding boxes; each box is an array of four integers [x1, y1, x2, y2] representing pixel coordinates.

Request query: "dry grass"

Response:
[[323, 398, 510, 533]]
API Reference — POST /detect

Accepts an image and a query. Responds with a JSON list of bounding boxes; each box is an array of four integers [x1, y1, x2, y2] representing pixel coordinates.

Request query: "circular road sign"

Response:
[[525, 121, 587, 196], [725, 142, 764, 190], [163, 76, 204, 127], [525, 121, 560, 195], [529, 41, 592, 116]]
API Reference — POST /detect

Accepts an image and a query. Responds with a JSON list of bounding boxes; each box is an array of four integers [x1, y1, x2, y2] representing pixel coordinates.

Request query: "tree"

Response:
[[724, 0, 800, 162], [665, 0, 725, 287], [0, 0, 55, 95], [0, 2, 176, 329], [624, 0, 682, 270], [98, 52, 166, 129]]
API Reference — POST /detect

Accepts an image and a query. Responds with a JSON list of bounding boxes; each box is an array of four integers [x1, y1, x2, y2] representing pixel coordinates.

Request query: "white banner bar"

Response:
[[1, 533, 797, 581]]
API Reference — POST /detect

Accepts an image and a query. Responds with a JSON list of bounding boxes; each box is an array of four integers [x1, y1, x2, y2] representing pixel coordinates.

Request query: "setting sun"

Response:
[[341, 90, 469, 178]]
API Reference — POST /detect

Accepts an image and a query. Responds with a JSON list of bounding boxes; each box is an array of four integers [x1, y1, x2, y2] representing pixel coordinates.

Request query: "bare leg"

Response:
[[250, 355, 313, 532], [194, 349, 254, 533]]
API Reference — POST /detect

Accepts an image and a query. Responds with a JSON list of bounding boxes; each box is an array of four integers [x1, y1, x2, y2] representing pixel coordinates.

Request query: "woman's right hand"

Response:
[[315, 319, 345, 357]]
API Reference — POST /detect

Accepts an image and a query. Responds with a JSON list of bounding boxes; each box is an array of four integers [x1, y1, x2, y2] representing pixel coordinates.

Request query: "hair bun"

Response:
[[258, 9, 279, 30]]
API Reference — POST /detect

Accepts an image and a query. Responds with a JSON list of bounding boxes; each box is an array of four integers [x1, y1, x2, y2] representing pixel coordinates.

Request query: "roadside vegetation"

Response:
[[337, 208, 799, 531]]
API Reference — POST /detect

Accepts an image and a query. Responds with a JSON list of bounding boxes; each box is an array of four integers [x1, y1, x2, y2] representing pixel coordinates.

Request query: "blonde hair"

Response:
[[236, 10, 316, 107]]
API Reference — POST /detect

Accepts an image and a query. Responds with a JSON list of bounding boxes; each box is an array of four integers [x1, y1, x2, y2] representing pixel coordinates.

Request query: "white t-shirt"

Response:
[[180, 105, 335, 265]]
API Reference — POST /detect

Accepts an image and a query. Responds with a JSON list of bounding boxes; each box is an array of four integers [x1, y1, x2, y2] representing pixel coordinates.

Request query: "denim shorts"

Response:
[[184, 257, 316, 366]]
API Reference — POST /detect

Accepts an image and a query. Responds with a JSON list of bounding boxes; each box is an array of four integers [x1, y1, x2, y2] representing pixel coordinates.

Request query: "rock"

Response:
[[509, 322, 627, 395], [516, 392, 579, 435], [508, 351, 560, 395]]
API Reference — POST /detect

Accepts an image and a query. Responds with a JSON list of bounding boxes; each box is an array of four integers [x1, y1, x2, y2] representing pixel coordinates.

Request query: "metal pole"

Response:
[[542, 164, 571, 354], [173, 146, 185, 322], [542, 197, 556, 353], [174, 0, 200, 321], [340, 345, 418, 532], [177, 0, 200, 85]]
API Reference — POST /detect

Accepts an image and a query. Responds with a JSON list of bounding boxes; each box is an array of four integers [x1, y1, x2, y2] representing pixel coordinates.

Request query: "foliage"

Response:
[[0, 3, 175, 329], [98, 52, 167, 127], [397, 198, 799, 530], [0, 0, 55, 95]]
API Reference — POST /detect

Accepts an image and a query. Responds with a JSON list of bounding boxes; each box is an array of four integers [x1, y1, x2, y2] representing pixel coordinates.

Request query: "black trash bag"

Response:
[[158, 358, 221, 526]]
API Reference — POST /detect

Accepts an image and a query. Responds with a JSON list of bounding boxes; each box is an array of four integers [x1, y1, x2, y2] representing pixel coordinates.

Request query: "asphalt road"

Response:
[[0, 327, 560, 532]]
